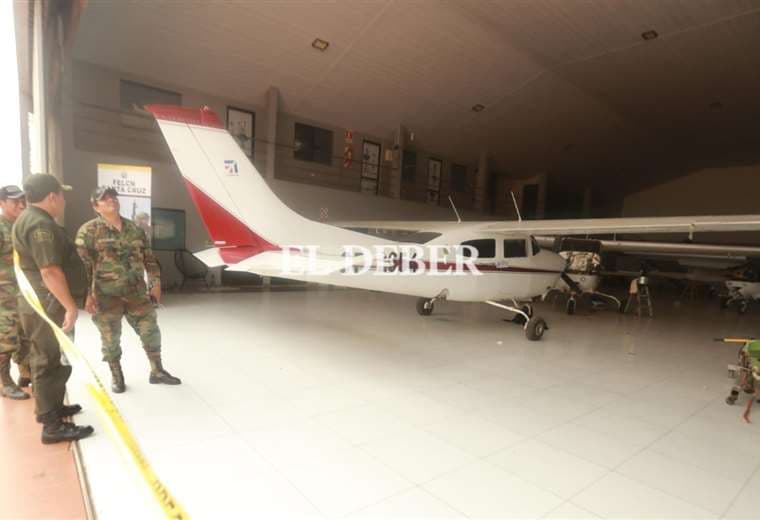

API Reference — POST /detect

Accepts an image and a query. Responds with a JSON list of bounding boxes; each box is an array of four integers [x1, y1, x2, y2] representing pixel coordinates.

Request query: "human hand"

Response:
[[85, 294, 98, 314], [149, 284, 161, 304], [62, 307, 78, 333]]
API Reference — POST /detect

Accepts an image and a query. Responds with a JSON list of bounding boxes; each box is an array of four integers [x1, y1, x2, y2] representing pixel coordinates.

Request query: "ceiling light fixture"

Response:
[[472, 104, 485, 112], [312, 38, 329, 51], [641, 30, 658, 41]]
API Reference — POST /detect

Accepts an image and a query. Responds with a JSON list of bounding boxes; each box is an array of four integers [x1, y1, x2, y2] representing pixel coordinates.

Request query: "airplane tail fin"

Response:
[[145, 105, 386, 264], [145, 105, 368, 264]]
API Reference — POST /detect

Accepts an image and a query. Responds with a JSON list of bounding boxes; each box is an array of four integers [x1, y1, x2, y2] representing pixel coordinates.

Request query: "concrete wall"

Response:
[[622, 164, 760, 217]]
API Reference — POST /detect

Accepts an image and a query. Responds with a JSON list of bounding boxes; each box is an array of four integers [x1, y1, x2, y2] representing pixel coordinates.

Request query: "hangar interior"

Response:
[[4, 1, 760, 519]]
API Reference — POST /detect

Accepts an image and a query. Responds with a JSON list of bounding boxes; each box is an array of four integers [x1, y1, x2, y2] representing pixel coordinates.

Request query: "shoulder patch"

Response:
[[32, 228, 54, 243]]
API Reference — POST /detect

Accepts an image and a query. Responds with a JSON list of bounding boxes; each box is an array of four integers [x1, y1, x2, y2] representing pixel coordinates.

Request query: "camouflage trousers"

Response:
[[92, 292, 161, 362], [0, 293, 31, 365]]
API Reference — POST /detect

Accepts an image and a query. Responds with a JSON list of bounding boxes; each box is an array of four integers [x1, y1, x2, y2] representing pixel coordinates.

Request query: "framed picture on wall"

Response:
[[226, 106, 255, 159], [360, 140, 381, 195], [426, 158, 442, 205], [151, 208, 186, 251]]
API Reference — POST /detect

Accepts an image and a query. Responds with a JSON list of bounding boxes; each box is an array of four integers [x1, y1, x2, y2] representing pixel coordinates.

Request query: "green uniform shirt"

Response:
[[75, 216, 160, 298], [11, 206, 70, 313], [0, 215, 19, 301]]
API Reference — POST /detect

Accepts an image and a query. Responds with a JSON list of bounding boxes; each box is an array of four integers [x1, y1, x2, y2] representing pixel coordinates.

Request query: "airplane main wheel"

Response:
[[566, 298, 576, 315], [526, 317, 547, 341], [416, 298, 434, 316], [739, 300, 749, 314]]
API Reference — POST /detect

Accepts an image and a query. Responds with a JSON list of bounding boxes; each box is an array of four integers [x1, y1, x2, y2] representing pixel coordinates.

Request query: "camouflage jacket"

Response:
[[0, 215, 17, 296], [75, 216, 160, 298]]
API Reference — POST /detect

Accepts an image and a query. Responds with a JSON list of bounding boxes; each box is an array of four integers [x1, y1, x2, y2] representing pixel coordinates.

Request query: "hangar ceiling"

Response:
[[72, 0, 760, 192]]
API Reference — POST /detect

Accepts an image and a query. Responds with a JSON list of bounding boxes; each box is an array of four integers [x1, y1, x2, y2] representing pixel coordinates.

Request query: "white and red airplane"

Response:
[[145, 105, 760, 340]]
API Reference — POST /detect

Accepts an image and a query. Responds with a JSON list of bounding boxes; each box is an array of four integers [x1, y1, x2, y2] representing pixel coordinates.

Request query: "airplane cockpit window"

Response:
[[503, 239, 527, 258], [531, 237, 541, 255], [460, 239, 496, 259]]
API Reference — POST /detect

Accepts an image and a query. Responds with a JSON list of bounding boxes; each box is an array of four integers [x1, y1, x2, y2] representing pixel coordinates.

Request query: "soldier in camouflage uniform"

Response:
[[76, 187, 180, 393], [0, 185, 31, 400]]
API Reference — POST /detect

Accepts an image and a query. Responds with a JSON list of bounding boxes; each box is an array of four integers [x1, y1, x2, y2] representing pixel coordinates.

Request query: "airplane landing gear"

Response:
[[485, 300, 548, 341], [566, 297, 576, 315], [416, 290, 449, 317], [416, 298, 434, 316], [739, 300, 749, 314]]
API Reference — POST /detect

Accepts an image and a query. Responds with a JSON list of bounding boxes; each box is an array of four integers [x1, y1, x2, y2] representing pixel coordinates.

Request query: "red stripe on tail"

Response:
[[145, 105, 224, 129], [183, 179, 279, 263]]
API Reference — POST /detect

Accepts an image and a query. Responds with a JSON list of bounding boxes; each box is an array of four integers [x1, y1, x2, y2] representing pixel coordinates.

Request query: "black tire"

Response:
[[726, 396, 737, 405], [416, 298, 433, 316], [525, 317, 547, 341], [566, 298, 576, 315]]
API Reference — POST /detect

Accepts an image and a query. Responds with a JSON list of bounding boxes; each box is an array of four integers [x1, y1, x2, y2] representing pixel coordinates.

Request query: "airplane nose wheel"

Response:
[[566, 297, 577, 315]]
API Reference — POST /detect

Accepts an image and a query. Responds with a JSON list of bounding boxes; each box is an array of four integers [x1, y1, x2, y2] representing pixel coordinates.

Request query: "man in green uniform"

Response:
[[76, 187, 180, 393], [0, 185, 31, 400], [12, 174, 93, 444]]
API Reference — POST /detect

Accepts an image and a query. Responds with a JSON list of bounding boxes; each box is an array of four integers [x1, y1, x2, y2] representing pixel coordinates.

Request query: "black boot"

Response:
[[148, 353, 181, 385], [0, 353, 29, 400], [41, 419, 94, 445], [108, 360, 126, 393], [60, 404, 82, 417], [17, 363, 31, 388], [35, 403, 83, 424]]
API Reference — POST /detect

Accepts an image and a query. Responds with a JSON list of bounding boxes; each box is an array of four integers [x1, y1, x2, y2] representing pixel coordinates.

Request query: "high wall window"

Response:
[[294, 123, 333, 166], [450, 163, 467, 192], [402, 150, 417, 183], [120, 80, 181, 112]]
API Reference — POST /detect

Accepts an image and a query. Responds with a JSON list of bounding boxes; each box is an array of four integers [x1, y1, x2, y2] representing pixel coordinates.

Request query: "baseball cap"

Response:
[[23, 174, 72, 203], [90, 186, 119, 203], [0, 185, 25, 201]]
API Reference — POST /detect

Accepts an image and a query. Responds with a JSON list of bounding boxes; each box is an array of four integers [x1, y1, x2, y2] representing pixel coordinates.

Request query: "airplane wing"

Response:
[[533, 236, 760, 259], [333, 215, 760, 236]]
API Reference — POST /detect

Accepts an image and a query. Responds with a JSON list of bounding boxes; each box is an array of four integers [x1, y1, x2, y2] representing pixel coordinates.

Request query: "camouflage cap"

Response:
[[90, 186, 119, 203], [0, 185, 25, 200], [23, 174, 72, 203]]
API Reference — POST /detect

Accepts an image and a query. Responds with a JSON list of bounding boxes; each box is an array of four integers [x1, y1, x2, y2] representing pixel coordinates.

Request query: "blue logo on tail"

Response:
[[223, 160, 239, 176]]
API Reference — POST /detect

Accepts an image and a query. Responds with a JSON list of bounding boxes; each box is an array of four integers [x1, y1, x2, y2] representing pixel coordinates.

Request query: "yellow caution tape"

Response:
[[14, 251, 189, 520]]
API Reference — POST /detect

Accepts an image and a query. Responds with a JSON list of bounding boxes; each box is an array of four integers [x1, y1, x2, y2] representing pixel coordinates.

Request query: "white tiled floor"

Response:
[[65, 288, 760, 519]]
